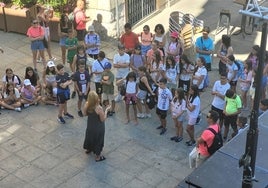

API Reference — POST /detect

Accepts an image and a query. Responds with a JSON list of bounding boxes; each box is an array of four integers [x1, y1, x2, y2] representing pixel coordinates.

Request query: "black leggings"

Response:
[[224, 114, 238, 133]]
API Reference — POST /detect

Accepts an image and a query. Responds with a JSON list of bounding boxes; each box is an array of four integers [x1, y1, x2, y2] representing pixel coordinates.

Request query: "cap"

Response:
[[104, 62, 112, 69], [88, 25, 95, 32], [24, 79, 31, 86], [135, 45, 141, 50], [170, 31, 178, 39], [47, 60, 55, 68]]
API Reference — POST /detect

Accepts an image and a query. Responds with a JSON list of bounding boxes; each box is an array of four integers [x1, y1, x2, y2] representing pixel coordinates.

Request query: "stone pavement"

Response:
[[0, 0, 264, 187]]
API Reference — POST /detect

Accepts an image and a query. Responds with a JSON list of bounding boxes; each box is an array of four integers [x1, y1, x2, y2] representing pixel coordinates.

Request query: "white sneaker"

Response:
[[137, 113, 145, 118], [14, 107, 21, 112], [36, 58, 42, 63], [145, 113, 151, 118], [24, 104, 30, 108], [50, 57, 57, 61], [114, 94, 122, 102]]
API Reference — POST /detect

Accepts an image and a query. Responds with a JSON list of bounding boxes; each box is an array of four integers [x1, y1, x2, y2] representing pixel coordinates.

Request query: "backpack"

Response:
[[68, 10, 80, 29], [6, 75, 21, 86], [234, 60, 244, 79], [119, 81, 128, 96], [206, 126, 223, 155]]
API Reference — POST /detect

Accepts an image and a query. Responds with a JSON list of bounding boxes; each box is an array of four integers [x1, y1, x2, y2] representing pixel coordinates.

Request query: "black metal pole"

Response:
[[241, 22, 267, 188]]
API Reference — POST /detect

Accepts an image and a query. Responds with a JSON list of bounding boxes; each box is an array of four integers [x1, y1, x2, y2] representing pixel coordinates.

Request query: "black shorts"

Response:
[[88, 54, 98, 59], [229, 80, 237, 86], [211, 105, 224, 122], [205, 63, 211, 71], [78, 93, 88, 101], [76, 29, 86, 41], [179, 79, 190, 93], [57, 92, 70, 104], [156, 107, 168, 119], [95, 82, 103, 95]]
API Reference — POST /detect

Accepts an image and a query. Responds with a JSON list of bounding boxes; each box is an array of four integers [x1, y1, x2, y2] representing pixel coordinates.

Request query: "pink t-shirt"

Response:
[[21, 85, 35, 100], [27, 26, 44, 38], [140, 32, 153, 46], [198, 124, 220, 156], [146, 49, 164, 65], [74, 8, 86, 30]]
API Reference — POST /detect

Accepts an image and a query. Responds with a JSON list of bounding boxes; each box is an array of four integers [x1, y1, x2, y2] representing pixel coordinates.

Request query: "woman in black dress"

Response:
[[82, 91, 111, 162]]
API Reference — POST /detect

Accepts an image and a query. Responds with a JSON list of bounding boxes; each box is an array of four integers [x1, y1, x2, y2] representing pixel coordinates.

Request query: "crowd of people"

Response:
[[1, 0, 268, 164]]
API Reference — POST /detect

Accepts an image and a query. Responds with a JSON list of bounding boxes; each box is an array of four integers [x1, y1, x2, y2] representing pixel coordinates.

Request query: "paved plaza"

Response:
[[0, 0, 264, 187]]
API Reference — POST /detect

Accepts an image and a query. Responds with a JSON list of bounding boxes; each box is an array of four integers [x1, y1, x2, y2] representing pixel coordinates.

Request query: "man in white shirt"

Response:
[[92, 51, 109, 102], [113, 44, 130, 102], [211, 72, 230, 127]]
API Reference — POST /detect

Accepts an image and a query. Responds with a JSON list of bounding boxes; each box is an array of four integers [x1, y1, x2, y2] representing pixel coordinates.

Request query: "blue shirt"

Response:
[[195, 36, 214, 64]]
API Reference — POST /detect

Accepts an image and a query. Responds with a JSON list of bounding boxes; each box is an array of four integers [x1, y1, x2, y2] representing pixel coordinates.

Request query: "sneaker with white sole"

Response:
[[64, 113, 74, 119], [137, 113, 145, 118], [57, 116, 66, 124], [14, 107, 21, 112], [24, 104, 30, 108], [145, 113, 151, 118]]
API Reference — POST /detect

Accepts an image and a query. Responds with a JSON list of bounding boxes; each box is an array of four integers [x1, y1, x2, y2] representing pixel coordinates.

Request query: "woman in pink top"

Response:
[[26, 19, 46, 71], [139, 25, 153, 55]]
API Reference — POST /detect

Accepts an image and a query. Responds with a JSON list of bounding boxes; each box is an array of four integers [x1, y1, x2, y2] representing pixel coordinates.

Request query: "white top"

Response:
[[227, 63, 238, 81], [166, 66, 178, 85], [180, 64, 195, 81], [92, 58, 109, 82], [171, 98, 186, 116], [157, 87, 173, 110], [2, 75, 20, 86], [3, 88, 20, 98], [84, 33, 100, 55], [187, 96, 200, 118], [126, 80, 136, 94], [113, 53, 130, 78], [154, 35, 164, 43], [212, 80, 230, 110], [192, 66, 207, 89]]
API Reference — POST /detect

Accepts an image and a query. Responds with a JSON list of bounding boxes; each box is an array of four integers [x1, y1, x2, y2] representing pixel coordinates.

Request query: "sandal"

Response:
[[85, 150, 91, 154], [95, 156, 106, 162]]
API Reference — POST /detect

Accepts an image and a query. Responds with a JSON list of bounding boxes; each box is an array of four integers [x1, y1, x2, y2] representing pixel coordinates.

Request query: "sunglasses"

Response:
[[33, 22, 39, 24]]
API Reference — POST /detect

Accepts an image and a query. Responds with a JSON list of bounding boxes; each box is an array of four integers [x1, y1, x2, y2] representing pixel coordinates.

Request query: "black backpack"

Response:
[[206, 126, 223, 155], [6, 75, 21, 86]]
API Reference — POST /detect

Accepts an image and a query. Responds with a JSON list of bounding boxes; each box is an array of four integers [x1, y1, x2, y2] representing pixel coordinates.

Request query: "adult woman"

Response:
[[192, 57, 207, 92], [82, 91, 111, 162], [186, 85, 201, 146], [58, 6, 70, 65], [26, 19, 46, 70], [153, 24, 166, 56], [217, 35, 233, 75]]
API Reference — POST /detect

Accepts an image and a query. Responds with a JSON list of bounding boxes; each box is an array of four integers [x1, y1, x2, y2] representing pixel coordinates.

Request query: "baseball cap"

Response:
[[47, 60, 55, 68], [170, 31, 178, 38], [24, 79, 31, 86], [88, 25, 95, 32], [104, 62, 112, 69]]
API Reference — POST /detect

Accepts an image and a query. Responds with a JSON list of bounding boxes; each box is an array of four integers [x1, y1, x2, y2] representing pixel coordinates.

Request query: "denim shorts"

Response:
[[31, 40, 45, 51], [136, 90, 147, 100], [59, 37, 67, 46]]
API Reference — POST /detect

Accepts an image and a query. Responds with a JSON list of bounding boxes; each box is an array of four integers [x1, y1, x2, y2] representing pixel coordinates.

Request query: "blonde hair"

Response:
[[77, 0, 85, 9], [85, 91, 99, 114]]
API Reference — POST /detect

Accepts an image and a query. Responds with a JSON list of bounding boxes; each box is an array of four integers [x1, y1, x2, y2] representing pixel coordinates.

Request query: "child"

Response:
[[73, 60, 91, 117], [156, 78, 173, 135], [42, 84, 58, 106], [25, 66, 41, 95], [166, 31, 183, 63], [149, 50, 164, 83], [232, 116, 248, 137], [2, 68, 21, 92], [56, 64, 73, 124], [65, 29, 78, 73], [163, 55, 178, 94], [42, 60, 57, 91], [116, 72, 138, 125], [101, 62, 115, 116], [259, 98, 268, 116], [170, 88, 186, 142], [0, 82, 21, 112], [129, 45, 146, 78], [20, 79, 42, 107]]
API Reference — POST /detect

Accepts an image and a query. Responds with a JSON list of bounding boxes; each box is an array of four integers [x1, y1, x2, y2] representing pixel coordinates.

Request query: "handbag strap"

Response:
[[97, 59, 105, 70]]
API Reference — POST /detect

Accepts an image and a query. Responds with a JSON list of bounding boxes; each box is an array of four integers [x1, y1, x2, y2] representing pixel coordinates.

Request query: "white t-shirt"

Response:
[[187, 96, 200, 118], [227, 62, 238, 81], [126, 80, 136, 94], [180, 63, 194, 81], [192, 66, 207, 89], [113, 53, 130, 78], [3, 88, 20, 99], [157, 87, 173, 110], [2, 75, 20, 86], [92, 58, 109, 82], [171, 98, 186, 116], [166, 66, 177, 84], [212, 80, 230, 110]]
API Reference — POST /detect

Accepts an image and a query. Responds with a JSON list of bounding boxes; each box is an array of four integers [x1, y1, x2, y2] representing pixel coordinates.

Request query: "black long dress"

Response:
[[83, 111, 105, 156]]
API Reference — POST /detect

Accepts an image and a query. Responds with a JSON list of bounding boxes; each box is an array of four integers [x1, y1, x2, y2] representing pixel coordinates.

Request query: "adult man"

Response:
[[85, 25, 100, 59], [92, 51, 109, 102], [195, 26, 214, 71], [113, 44, 130, 102], [120, 23, 139, 56], [226, 54, 238, 92], [211, 72, 230, 127], [195, 110, 220, 168], [74, 0, 91, 45]]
